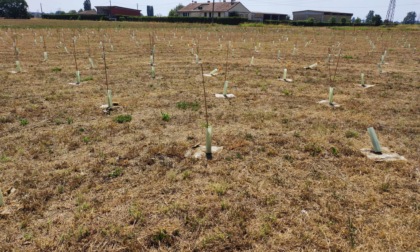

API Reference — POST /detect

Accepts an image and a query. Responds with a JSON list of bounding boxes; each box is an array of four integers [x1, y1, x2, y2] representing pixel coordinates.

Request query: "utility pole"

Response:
[[137, 3, 139, 10], [385, 0, 396, 24], [211, 0, 215, 23], [40, 3, 43, 14], [109, 0, 112, 18]]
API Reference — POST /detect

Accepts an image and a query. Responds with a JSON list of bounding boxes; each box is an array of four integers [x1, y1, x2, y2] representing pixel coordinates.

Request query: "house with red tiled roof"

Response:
[[177, 0, 250, 19]]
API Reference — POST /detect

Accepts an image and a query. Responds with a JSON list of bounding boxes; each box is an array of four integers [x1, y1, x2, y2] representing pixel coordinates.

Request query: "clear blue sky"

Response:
[[27, 0, 419, 21]]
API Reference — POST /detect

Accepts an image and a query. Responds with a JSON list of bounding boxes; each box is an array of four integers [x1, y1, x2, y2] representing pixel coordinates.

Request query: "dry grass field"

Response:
[[0, 19, 419, 251]]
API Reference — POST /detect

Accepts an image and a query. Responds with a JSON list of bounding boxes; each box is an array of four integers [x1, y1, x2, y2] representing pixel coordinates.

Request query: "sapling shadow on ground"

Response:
[[360, 127, 406, 162]]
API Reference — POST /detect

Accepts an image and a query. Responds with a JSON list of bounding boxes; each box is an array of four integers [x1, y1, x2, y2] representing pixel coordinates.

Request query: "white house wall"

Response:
[[230, 3, 251, 19], [179, 2, 251, 19]]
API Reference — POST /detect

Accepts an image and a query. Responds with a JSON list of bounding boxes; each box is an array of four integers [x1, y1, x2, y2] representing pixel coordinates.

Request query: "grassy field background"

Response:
[[0, 19, 419, 251]]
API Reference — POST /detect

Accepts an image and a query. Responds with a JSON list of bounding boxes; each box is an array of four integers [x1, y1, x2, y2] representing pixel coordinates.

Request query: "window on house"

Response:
[[183, 13, 189, 17], [218, 12, 221, 17], [204, 12, 207, 17]]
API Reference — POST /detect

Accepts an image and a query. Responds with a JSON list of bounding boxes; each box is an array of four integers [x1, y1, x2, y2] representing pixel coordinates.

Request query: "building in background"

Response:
[[293, 10, 353, 22], [177, 0, 251, 19], [79, 10, 97, 15], [147, 6, 154, 17], [250, 12, 288, 22], [95, 6, 142, 17]]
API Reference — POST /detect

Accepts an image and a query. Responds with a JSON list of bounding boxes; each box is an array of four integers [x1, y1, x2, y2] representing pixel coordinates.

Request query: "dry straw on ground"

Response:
[[0, 20, 419, 251]]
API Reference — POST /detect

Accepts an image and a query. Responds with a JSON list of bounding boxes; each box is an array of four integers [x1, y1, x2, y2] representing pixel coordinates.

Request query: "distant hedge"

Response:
[[42, 14, 106, 21], [42, 14, 247, 25], [42, 14, 376, 27]]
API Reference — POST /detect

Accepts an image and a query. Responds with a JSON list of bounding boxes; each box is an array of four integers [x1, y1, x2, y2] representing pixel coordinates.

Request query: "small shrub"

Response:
[[129, 205, 144, 225], [304, 143, 322, 156], [176, 101, 200, 111], [82, 136, 90, 144], [221, 200, 230, 211], [54, 119, 65, 125], [306, 17, 315, 24], [109, 167, 123, 178], [331, 147, 340, 157], [211, 183, 228, 196], [148, 229, 176, 248], [0, 116, 14, 123], [1, 154, 11, 163], [114, 114, 132, 124], [20, 118, 29, 126], [52, 67, 62, 72], [23, 232, 33, 241], [260, 83, 267, 92], [245, 133, 254, 141], [161, 112, 170, 122], [282, 89, 293, 96], [57, 185, 64, 194], [345, 130, 358, 138], [283, 154, 294, 162], [182, 170, 192, 180], [76, 225, 90, 241], [82, 76, 93, 82]]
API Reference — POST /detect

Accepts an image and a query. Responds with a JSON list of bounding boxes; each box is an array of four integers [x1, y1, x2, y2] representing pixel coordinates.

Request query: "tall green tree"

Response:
[[372, 14, 382, 26], [366, 10, 374, 23], [0, 0, 30, 19], [402, 11, 416, 24], [83, 0, 91, 11], [168, 4, 184, 17]]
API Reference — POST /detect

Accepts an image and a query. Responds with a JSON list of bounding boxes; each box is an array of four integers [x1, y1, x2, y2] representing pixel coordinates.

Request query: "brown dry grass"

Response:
[[0, 19, 419, 251]]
